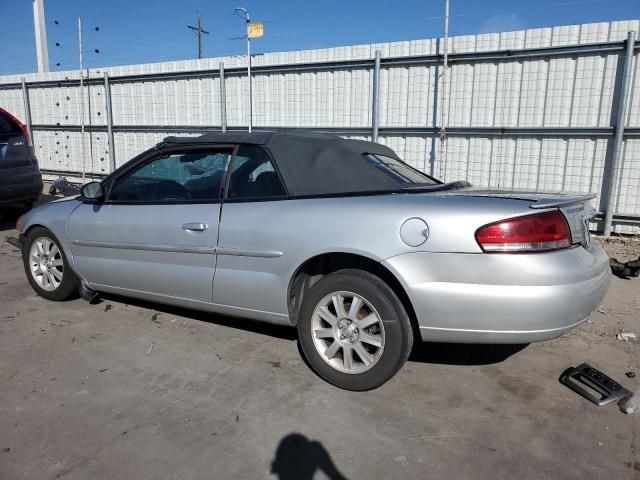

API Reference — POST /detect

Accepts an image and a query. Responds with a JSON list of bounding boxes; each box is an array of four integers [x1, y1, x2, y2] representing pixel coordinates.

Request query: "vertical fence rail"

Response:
[[219, 62, 227, 132], [372, 50, 381, 143], [603, 31, 636, 236], [103, 72, 116, 173], [20, 78, 33, 143]]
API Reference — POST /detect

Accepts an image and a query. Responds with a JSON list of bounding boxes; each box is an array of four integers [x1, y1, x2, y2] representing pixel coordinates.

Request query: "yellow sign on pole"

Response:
[[247, 22, 264, 39]]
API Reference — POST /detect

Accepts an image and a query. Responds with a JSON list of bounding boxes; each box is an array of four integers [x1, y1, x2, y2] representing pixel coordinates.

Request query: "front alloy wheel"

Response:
[[22, 227, 80, 301], [29, 237, 64, 291]]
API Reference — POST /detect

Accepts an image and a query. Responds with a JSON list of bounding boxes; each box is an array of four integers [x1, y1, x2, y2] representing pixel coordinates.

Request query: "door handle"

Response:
[[182, 222, 208, 232]]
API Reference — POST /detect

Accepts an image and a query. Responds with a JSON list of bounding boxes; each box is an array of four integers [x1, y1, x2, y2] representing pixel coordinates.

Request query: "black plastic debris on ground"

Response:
[[610, 257, 640, 279], [560, 363, 632, 406], [49, 178, 81, 196]]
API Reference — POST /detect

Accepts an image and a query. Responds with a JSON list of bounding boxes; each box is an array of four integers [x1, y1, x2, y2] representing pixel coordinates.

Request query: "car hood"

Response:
[[46, 195, 82, 204]]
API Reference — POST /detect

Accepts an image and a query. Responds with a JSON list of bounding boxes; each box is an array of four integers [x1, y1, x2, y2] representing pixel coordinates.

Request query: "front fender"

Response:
[[19, 197, 84, 277]]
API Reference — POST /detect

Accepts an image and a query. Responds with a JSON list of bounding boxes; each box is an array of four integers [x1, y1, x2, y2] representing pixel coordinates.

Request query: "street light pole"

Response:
[[32, 0, 50, 73], [78, 16, 86, 181], [438, 0, 450, 179], [247, 13, 252, 133], [235, 7, 252, 132]]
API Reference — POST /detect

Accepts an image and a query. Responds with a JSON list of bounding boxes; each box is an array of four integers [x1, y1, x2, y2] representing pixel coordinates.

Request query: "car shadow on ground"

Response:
[[97, 293, 527, 366], [408, 341, 528, 366], [99, 293, 299, 341]]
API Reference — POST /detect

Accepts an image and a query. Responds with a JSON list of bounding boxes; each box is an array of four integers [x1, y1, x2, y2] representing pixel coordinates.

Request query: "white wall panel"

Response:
[[489, 138, 517, 189], [544, 58, 575, 127], [513, 138, 542, 190], [616, 139, 640, 214], [518, 60, 548, 127], [571, 56, 607, 127], [626, 53, 640, 127], [471, 63, 497, 127], [1, 19, 639, 230], [494, 62, 522, 126], [0, 89, 25, 122]]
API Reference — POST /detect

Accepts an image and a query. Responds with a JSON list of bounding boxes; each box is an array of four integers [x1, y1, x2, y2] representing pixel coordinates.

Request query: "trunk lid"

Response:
[[447, 188, 595, 248]]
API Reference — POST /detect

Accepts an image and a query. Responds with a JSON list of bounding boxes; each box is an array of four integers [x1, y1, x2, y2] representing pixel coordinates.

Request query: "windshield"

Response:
[[362, 154, 439, 186]]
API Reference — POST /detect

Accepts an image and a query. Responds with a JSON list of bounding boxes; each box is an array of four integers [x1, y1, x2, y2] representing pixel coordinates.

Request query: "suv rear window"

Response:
[[362, 154, 437, 186], [0, 111, 21, 135], [0, 110, 27, 161]]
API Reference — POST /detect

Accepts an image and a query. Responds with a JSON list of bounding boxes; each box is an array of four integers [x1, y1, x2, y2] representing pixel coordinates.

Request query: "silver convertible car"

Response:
[[9, 131, 610, 390]]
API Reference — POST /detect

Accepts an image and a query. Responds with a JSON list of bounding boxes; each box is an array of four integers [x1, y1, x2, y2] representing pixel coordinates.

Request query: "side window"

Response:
[[227, 145, 287, 199], [109, 150, 230, 202]]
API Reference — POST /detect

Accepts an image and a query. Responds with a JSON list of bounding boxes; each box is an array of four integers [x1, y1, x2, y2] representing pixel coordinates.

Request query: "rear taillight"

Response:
[[0, 107, 30, 146], [475, 210, 572, 253], [18, 122, 30, 147]]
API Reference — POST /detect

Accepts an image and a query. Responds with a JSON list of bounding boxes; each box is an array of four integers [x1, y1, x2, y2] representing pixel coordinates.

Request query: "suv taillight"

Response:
[[18, 122, 30, 147], [0, 107, 30, 146], [475, 210, 572, 253]]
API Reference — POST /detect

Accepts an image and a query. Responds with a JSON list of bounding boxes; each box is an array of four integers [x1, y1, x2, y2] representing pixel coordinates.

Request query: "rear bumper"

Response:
[[0, 178, 42, 206], [383, 242, 611, 344]]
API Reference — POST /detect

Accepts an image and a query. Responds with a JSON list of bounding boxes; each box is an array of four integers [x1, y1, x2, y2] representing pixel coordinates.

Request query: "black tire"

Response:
[[22, 227, 80, 301], [297, 269, 413, 391]]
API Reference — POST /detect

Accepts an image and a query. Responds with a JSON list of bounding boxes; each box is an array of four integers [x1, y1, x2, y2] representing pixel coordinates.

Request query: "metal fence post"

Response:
[[603, 31, 636, 237], [103, 72, 116, 173], [219, 62, 227, 132], [20, 78, 33, 143], [371, 50, 381, 143]]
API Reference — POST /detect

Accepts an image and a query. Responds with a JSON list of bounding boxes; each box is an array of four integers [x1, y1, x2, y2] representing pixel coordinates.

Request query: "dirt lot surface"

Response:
[[597, 235, 640, 263], [0, 200, 639, 480]]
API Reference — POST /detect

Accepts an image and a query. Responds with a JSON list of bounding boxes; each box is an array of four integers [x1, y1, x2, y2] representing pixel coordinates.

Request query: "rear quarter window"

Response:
[[362, 154, 438, 185]]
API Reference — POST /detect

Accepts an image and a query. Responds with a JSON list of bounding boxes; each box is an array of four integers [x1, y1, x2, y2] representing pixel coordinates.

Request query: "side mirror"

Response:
[[80, 181, 105, 201]]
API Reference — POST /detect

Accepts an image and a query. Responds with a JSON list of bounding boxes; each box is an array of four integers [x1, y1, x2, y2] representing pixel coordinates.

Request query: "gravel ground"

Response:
[[597, 235, 640, 263]]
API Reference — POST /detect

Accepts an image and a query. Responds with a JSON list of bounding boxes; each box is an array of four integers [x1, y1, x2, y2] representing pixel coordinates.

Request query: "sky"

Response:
[[1, 0, 639, 75]]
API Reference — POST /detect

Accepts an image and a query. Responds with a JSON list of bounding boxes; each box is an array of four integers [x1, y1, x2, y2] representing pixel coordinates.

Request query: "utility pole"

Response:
[[187, 13, 209, 59], [78, 17, 86, 181], [32, 0, 50, 72]]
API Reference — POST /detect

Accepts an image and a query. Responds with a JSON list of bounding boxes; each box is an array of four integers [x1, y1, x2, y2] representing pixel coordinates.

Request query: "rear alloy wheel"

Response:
[[298, 269, 413, 391], [23, 227, 79, 301], [311, 291, 385, 374]]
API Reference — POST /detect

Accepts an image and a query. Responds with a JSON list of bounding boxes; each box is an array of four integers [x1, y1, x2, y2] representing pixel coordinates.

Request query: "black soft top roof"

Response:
[[163, 131, 410, 196]]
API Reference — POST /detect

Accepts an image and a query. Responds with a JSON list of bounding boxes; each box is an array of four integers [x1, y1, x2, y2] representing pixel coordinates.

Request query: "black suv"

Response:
[[0, 107, 42, 216]]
